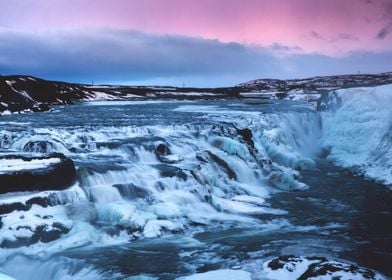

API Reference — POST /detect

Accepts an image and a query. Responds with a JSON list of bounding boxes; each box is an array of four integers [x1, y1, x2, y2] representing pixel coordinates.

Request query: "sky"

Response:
[[0, 0, 391, 86]]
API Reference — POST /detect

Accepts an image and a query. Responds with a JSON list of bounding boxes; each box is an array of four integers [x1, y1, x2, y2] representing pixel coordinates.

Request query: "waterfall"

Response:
[[0, 88, 390, 269]]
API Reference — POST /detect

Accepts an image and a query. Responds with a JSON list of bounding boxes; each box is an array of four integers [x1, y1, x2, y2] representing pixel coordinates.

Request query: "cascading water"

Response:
[[0, 91, 390, 279]]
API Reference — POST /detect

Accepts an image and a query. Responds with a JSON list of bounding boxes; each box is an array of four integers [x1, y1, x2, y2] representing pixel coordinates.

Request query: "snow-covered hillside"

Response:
[[238, 72, 392, 91], [0, 76, 233, 114], [1, 73, 392, 114], [0, 76, 104, 114], [237, 72, 392, 101]]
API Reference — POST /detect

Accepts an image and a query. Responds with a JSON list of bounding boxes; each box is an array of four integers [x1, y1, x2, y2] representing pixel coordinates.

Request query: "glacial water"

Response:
[[0, 97, 390, 279]]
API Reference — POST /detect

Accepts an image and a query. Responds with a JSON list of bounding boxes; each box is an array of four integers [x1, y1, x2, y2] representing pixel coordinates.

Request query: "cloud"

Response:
[[310, 31, 359, 42], [0, 28, 391, 86], [376, 1, 392, 39], [310, 31, 324, 40], [267, 43, 303, 56], [335, 33, 359, 41], [0, 28, 280, 85], [377, 26, 390, 39]]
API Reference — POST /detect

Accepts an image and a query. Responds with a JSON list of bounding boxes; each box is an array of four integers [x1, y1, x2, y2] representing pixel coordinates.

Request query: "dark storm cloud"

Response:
[[0, 28, 281, 84], [0, 28, 391, 86]]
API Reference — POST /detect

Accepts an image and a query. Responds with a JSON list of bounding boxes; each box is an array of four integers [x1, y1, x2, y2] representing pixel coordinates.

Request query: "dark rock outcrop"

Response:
[[113, 183, 153, 200], [237, 128, 254, 148], [0, 153, 76, 194], [152, 164, 187, 180], [196, 150, 237, 180]]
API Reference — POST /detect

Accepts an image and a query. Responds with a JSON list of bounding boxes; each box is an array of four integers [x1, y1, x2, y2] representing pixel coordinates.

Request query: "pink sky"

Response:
[[1, 0, 391, 85], [1, 0, 391, 55]]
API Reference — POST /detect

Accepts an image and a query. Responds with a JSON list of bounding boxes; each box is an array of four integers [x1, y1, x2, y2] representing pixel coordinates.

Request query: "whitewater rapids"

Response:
[[0, 84, 390, 279]]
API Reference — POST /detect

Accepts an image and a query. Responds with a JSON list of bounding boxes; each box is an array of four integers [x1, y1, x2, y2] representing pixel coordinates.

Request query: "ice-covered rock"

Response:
[[269, 171, 308, 191], [0, 205, 73, 248], [321, 84, 392, 185], [97, 201, 154, 230], [0, 185, 87, 215], [262, 255, 385, 280], [143, 219, 181, 238]]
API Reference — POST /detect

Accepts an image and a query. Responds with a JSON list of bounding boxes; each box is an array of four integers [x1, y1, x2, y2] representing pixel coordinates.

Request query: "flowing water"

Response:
[[0, 99, 390, 279]]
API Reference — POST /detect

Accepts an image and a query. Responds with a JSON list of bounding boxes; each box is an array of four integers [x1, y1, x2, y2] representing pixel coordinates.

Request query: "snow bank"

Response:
[[0, 272, 15, 280], [321, 85, 392, 185], [177, 269, 251, 280], [0, 158, 61, 173]]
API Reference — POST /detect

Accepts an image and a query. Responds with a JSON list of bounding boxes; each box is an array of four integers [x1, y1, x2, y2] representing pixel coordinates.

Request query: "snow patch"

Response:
[[177, 269, 251, 280], [0, 158, 61, 173]]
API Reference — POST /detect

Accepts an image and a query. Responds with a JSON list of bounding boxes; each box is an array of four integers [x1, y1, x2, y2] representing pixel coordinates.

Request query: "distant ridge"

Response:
[[1, 72, 392, 114], [237, 72, 392, 91]]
